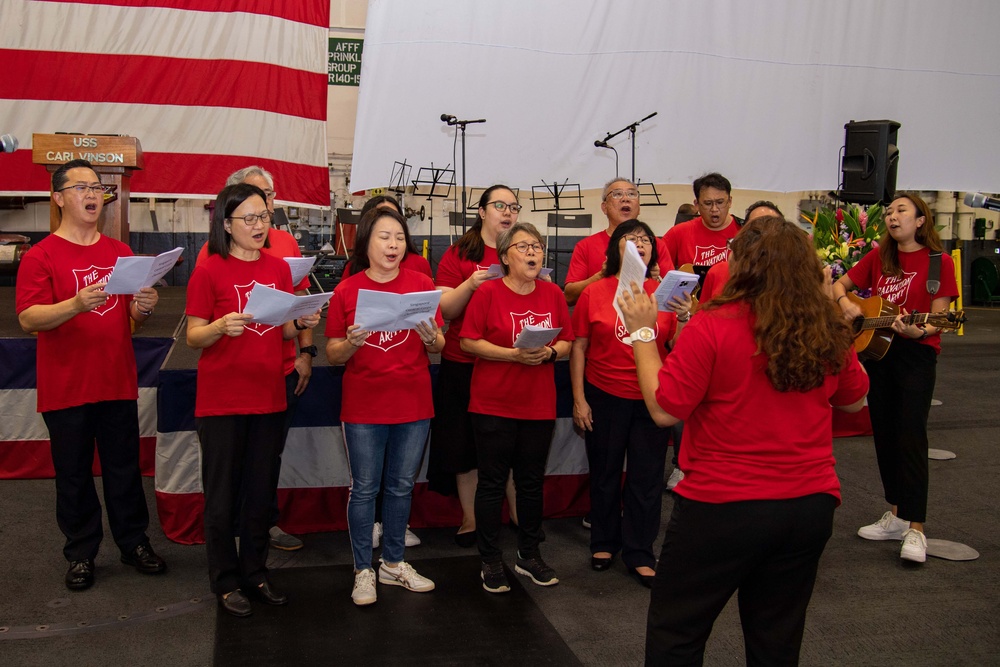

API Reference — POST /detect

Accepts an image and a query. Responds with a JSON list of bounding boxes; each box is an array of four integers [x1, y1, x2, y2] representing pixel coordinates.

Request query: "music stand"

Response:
[[531, 180, 585, 284], [412, 164, 455, 269], [637, 181, 667, 207], [448, 212, 479, 240], [335, 208, 363, 257], [389, 159, 411, 215]]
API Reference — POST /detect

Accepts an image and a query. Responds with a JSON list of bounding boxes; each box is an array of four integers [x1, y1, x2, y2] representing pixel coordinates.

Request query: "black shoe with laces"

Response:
[[481, 560, 510, 594], [515, 551, 559, 587]]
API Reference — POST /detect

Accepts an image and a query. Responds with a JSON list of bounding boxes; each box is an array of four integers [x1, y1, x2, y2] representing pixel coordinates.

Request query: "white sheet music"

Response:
[[103, 247, 184, 294], [613, 240, 646, 322], [243, 284, 332, 326], [513, 324, 562, 349], [354, 289, 442, 332], [284, 256, 317, 286], [653, 270, 700, 311]]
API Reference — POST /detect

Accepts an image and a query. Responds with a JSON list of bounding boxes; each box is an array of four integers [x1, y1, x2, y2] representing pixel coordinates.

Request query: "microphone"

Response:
[[964, 192, 1000, 212], [594, 140, 609, 148], [440, 114, 456, 123], [0, 134, 18, 153]]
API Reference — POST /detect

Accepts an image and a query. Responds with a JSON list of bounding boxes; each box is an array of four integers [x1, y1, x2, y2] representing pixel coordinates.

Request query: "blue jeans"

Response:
[[343, 420, 430, 570]]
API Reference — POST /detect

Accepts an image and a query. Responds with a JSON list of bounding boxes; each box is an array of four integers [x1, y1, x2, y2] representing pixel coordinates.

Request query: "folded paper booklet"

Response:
[[284, 256, 317, 285], [654, 270, 700, 310], [355, 289, 442, 332], [243, 284, 332, 326], [513, 324, 562, 349], [103, 247, 184, 294]]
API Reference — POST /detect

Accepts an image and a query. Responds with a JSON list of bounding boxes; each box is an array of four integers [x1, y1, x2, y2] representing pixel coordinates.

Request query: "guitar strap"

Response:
[[927, 251, 942, 295]]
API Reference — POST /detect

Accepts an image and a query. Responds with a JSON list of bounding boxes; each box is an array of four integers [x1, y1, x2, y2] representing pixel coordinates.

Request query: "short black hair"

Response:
[[693, 172, 732, 199], [207, 183, 270, 258], [52, 159, 97, 192], [744, 200, 784, 221]]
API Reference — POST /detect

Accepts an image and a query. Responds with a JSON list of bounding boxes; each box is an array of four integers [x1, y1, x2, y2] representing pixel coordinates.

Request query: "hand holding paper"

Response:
[[613, 240, 648, 322], [513, 324, 562, 348], [354, 289, 442, 332], [103, 247, 184, 294], [243, 284, 332, 326], [653, 270, 700, 311]]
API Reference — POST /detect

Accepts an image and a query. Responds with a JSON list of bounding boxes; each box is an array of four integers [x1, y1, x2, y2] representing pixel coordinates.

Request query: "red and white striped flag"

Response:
[[0, 0, 330, 207]]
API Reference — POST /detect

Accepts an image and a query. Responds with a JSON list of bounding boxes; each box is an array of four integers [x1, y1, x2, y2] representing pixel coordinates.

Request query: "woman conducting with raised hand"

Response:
[[570, 219, 692, 587], [833, 192, 958, 564], [186, 183, 321, 618], [325, 207, 444, 607], [428, 184, 522, 547], [460, 222, 573, 594], [619, 216, 869, 665]]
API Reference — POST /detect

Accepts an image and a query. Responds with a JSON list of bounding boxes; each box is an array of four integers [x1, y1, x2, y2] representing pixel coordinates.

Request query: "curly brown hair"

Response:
[[707, 216, 855, 392]]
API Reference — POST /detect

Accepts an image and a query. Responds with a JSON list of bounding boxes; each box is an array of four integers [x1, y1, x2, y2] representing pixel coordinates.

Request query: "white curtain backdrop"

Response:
[[351, 0, 1000, 194]]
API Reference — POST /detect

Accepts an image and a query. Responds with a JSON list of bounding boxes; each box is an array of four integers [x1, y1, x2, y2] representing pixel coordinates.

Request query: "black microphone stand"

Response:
[[445, 117, 486, 233], [596, 111, 658, 183]]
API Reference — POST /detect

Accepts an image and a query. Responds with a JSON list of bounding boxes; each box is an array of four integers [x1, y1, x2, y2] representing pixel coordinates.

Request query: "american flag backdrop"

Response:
[[0, 0, 331, 207]]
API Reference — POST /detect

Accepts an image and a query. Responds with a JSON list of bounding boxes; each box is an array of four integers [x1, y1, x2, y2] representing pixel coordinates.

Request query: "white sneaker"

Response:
[[858, 511, 910, 541], [404, 526, 421, 547], [378, 559, 435, 592], [900, 529, 927, 563], [351, 568, 377, 606], [666, 467, 685, 491], [372, 522, 382, 549]]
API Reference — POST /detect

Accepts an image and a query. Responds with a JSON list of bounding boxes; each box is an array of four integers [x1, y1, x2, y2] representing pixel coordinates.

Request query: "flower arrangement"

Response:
[[803, 203, 885, 282]]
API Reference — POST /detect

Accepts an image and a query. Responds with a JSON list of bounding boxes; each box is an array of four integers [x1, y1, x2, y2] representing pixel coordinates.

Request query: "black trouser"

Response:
[[645, 493, 836, 666], [43, 400, 151, 562], [198, 412, 284, 595], [471, 413, 553, 563], [864, 338, 936, 523], [584, 382, 668, 569]]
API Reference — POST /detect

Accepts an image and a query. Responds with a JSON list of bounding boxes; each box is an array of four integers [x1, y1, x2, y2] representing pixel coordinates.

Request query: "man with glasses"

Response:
[[563, 178, 674, 305], [196, 166, 313, 552], [16, 159, 167, 591], [664, 172, 742, 268]]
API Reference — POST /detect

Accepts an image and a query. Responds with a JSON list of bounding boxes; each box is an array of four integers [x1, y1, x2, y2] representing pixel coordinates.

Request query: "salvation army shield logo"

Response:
[[693, 245, 729, 266], [73, 265, 118, 316], [877, 271, 916, 305], [364, 329, 411, 352], [509, 310, 553, 344], [235, 281, 277, 336]]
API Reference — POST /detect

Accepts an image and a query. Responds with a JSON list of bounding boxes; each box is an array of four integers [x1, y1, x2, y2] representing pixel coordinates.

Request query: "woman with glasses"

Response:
[[619, 216, 868, 664], [186, 183, 322, 617], [460, 222, 573, 593], [325, 207, 444, 606], [570, 220, 692, 587], [429, 185, 523, 547]]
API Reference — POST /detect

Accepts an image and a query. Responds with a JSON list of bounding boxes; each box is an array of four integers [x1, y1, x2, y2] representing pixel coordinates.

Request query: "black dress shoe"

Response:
[[249, 580, 288, 606], [628, 566, 656, 589], [65, 559, 95, 591], [218, 590, 253, 617], [121, 543, 167, 574], [591, 555, 614, 571]]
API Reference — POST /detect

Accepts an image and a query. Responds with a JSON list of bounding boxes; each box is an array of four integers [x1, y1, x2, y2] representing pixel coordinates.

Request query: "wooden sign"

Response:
[[32, 134, 143, 169]]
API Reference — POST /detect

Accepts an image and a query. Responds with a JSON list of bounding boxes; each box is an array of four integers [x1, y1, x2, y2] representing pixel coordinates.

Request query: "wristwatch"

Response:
[[544, 346, 558, 363], [632, 327, 656, 343], [299, 345, 318, 358]]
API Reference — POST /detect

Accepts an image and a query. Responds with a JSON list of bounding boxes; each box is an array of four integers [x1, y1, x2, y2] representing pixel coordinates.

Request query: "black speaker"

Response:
[[839, 120, 901, 205]]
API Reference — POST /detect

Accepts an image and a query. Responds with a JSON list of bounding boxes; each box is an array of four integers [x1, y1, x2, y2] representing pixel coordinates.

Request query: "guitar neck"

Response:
[[860, 312, 930, 331]]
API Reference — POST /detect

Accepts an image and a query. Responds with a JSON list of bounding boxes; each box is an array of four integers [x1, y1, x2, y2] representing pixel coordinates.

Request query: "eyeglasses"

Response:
[[263, 190, 275, 200], [227, 211, 272, 226], [487, 201, 522, 213], [511, 241, 544, 254], [57, 184, 111, 196], [624, 234, 652, 246], [606, 189, 639, 201], [700, 198, 729, 210]]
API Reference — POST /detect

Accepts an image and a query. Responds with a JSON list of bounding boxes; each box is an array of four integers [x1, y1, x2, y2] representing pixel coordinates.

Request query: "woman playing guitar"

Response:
[[832, 192, 959, 564]]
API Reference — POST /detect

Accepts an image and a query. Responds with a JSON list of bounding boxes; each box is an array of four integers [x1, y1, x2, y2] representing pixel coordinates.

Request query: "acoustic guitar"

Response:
[[845, 292, 966, 361]]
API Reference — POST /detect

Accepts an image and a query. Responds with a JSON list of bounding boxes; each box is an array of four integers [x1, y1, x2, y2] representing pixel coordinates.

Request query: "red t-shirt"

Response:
[[435, 244, 500, 363], [564, 230, 674, 285], [654, 302, 869, 504], [342, 252, 433, 280], [325, 269, 442, 424], [460, 278, 574, 420], [847, 247, 958, 354], [197, 228, 308, 376], [572, 276, 676, 400], [699, 261, 730, 301], [663, 216, 739, 267], [186, 252, 293, 417], [16, 234, 138, 412]]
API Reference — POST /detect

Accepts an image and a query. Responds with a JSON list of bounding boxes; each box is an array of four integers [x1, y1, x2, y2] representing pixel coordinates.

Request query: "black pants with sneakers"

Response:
[[43, 399, 152, 563], [645, 493, 836, 666], [472, 413, 553, 563], [864, 338, 936, 524]]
